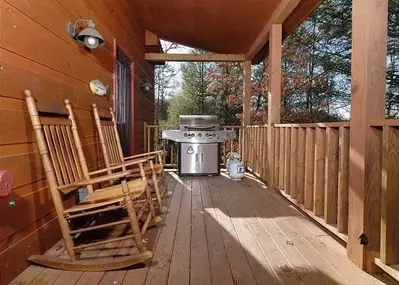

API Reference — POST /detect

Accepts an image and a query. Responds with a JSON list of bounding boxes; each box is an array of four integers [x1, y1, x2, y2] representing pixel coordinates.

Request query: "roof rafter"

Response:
[[246, 0, 301, 60]]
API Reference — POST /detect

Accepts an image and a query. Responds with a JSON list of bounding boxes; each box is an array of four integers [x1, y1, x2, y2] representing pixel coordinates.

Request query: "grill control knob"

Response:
[[191, 133, 195, 137], [198, 133, 202, 137], [183, 133, 188, 137]]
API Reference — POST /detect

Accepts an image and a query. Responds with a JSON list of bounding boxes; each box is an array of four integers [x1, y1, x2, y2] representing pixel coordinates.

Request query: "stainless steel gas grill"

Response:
[[162, 115, 236, 176]]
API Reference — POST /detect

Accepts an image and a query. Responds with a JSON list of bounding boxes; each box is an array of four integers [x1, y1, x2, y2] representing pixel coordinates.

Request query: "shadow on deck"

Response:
[[10, 172, 397, 285]]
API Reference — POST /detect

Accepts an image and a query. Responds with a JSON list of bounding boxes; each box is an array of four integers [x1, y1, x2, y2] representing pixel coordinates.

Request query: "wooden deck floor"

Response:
[[10, 172, 397, 285]]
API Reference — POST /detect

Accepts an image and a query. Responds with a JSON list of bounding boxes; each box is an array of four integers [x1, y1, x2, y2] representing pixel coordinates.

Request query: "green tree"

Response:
[[165, 49, 214, 125], [206, 62, 243, 125]]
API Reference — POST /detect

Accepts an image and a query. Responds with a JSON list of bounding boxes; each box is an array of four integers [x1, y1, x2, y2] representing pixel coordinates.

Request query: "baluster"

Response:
[[274, 127, 280, 186], [223, 141, 227, 166], [290, 128, 298, 199], [263, 127, 268, 181], [260, 127, 265, 179], [162, 139, 166, 165], [279, 127, 285, 190], [254, 126, 260, 172], [155, 126, 159, 151], [147, 126, 151, 152], [314, 127, 326, 216], [337, 127, 349, 233], [380, 126, 399, 264], [325, 127, 339, 224], [297, 127, 306, 203], [284, 127, 291, 194], [144, 122, 147, 152], [171, 143, 175, 167], [304, 127, 315, 210]]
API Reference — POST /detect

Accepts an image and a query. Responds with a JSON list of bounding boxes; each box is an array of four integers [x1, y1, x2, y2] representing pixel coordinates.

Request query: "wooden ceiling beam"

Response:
[[145, 53, 246, 62], [246, 0, 300, 60], [145, 30, 163, 55]]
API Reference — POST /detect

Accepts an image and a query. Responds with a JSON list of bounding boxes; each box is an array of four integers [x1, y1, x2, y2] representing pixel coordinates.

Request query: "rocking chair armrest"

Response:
[[117, 156, 156, 168], [124, 150, 163, 161], [88, 158, 150, 176], [57, 170, 134, 190]]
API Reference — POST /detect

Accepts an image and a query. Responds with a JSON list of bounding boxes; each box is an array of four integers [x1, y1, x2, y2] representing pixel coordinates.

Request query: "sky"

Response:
[[159, 40, 191, 94]]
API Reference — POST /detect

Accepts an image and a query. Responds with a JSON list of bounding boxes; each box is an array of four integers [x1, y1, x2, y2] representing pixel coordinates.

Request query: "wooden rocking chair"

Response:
[[25, 90, 156, 271], [92, 104, 168, 213]]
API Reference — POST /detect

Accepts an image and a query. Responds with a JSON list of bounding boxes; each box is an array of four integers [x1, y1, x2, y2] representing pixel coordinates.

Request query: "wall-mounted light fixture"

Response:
[[67, 19, 105, 49], [89, 79, 109, 96], [140, 80, 154, 92]]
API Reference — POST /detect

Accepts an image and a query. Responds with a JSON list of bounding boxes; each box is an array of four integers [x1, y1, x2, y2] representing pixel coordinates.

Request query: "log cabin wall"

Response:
[[0, 0, 154, 283]]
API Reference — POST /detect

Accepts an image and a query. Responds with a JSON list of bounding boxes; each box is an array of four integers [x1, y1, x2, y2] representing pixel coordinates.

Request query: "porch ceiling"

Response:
[[136, 0, 322, 61]]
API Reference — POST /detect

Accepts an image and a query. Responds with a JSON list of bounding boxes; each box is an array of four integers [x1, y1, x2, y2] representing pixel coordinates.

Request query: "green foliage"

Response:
[[155, 63, 178, 123], [164, 52, 244, 125]]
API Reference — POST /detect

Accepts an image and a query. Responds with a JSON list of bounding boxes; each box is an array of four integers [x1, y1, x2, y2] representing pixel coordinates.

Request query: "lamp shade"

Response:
[[141, 81, 154, 92], [76, 27, 105, 49]]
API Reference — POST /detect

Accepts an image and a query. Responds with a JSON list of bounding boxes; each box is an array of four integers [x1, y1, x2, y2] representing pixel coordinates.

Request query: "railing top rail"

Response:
[[146, 120, 399, 129], [146, 125, 244, 129], [274, 122, 350, 128], [243, 125, 268, 128], [221, 125, 244, 128], [369, 119, 399, 127], [146, 125, 177, 128]]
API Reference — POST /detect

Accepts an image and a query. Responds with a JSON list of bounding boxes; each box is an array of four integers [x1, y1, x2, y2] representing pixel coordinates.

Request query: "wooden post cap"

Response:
[[24, 89, 33, 97]]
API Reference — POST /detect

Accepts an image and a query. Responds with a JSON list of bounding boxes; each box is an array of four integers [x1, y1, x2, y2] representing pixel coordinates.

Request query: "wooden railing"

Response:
[[144, 124, 177, 167], [274, 122, 350, 238], [220, 126, 243, 165], [243, 122, 351, 241], [144, 123, 243, 167], [242, 126, 268, 178], [368, 120, 399, 276], [241, 120, 399, 279]]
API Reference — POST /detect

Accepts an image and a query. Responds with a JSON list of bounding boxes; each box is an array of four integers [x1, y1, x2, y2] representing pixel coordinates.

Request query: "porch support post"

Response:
[[348, 0, 388, 272], [267, 24, 282, 189], [243, 61, 252, 127], [242, 61, 251, 164]]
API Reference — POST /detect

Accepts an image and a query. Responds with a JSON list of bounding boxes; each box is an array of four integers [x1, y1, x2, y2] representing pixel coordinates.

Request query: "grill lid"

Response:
[[179, 115, 219, 130]]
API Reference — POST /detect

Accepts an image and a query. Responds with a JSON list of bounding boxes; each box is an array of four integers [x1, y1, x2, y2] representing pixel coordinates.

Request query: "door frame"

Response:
[[112, 38, 135, 155]]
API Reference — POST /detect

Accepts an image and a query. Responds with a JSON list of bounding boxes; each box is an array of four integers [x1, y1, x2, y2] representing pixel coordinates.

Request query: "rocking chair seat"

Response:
[[64, 179, 147, 215], [82, 179, 146, 204]]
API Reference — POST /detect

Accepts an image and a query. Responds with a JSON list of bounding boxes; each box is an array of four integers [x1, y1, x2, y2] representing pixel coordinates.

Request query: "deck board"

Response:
[[10, 172, 398, 285], [240, 176, 351, 284], [144, 174, 183, 285], [8, 265, 45, 285], [167, 178, 192, 285], [233, 176, 327, 284], [207, 177, 258, 285], [225, 176, 301, 285], [190, 178, 212, 285], [201, 177, 235, 285], [215, 176, 280, 285]]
